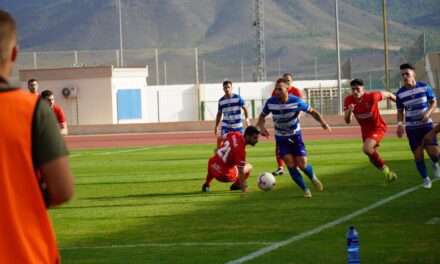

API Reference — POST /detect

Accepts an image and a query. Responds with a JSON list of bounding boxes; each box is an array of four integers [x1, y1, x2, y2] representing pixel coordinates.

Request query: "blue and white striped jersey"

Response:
[[218, 93, 246, 133], [261, 95, 310, 138], [396, 82, 436, 130]]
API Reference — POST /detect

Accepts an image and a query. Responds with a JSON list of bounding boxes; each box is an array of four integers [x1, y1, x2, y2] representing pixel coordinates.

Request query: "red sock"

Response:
[[204, 173, 214, 186], [369, 150, 385, 169], [276, 146, 284, 168]]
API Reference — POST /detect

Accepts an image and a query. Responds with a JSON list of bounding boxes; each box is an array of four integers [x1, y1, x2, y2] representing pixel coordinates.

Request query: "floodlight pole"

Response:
[[335, 0, 342, 115], [118, 0, 124, 67], [382, 0, 390, 109]]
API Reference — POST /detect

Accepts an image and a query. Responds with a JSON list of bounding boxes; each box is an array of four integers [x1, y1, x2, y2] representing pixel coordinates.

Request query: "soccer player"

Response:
[[396, 63, 440, 188], [0, 10, 74, 263], [257, 78, 331, 198], [272, 73, 303, 176], [27, 78, 39, 95], [202, 125, 260, 193], [344, 78, 397, 183], [41, 90, 68, 135], [214, 80, 250, 135]]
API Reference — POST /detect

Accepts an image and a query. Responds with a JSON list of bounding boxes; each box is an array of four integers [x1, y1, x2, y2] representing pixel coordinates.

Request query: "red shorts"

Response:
[[208, 157, 238, 182], [362, 129, 386, 145]]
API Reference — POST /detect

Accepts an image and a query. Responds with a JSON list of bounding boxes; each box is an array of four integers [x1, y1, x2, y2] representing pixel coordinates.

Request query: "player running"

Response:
[[344, 78, 397, 183], [202, 126, 260, 193], [272, 73, 303, 176], [257, 78, 331, 198], [396, 63, 440, 188]]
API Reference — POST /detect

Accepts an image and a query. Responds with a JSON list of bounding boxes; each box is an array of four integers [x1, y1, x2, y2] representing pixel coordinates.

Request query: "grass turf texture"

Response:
[[54, 138, 440, 263]]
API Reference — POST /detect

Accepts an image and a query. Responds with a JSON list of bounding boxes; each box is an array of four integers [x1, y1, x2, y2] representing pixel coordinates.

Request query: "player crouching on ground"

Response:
[[202, 126, 260, 193], [344, 78, 397, 183]]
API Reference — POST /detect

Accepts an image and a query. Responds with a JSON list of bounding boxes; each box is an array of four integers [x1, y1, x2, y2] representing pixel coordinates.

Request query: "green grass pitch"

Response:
[[54, 138, 440, 263]]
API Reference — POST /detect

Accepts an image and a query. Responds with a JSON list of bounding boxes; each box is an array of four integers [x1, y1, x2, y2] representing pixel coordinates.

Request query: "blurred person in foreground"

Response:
[[0, 10, 74, 263]]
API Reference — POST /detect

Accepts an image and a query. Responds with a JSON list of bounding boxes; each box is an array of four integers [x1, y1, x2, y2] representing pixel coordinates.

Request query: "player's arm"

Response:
[[306, 107, 331, 132], [59, 122, 68, 136], [216, 134, 227, 149], [396, 109, 405, 138], [344, 104, 354, 124], [256, 113, 269, 137], [241, 105, 250, 126], [214, 110, 222, 135], [40, 156, 74, 206], [422, 99, 437, 123], [237, 166, 246, 193], [380, 91, 396, 102], [33, 100, 74, 207]]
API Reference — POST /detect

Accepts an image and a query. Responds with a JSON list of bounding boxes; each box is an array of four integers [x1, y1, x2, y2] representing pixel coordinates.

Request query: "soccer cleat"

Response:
[[422, 178, 432, 189], [303, 189, 312, 198], [431, 162, 440, 178], [383, 167, 397, 184], [273, 167, 284, 176], [202, 184, 210, 192], [312, 177, 323, 192]]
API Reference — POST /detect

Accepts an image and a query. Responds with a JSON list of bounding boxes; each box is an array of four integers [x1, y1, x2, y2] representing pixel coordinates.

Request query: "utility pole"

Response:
[[252, 0, 266, 82], [382, 0, 390, 109], [118, 0, 124, 67], [335, 0, 342, 115]]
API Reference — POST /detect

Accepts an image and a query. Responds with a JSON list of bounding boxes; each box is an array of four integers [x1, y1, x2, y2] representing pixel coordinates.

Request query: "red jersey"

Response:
[[344, 92, 387, 133], [272, 86, 302, 98], [212, 132, 246, 168], [52, 104, 66, 124]]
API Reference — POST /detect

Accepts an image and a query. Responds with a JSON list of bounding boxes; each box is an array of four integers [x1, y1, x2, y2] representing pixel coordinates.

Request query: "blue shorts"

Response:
[[275, 134, 307, 158], [406, 124, 438, 151], [221, 126, 243, 135]]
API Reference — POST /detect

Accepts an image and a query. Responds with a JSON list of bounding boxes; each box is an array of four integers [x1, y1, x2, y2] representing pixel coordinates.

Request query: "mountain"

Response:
[[1, 0, 438, 84]]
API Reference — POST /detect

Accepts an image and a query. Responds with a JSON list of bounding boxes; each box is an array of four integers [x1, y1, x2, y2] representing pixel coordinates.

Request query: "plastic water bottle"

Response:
[[346, 225, 360, 264]]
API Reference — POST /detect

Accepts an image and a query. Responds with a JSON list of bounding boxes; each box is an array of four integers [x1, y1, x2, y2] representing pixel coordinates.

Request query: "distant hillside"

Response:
[[2, 0, 438, 84]]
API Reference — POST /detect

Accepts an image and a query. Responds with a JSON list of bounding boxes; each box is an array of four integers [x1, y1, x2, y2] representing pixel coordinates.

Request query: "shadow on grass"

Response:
[[57, 158, 440, 264]]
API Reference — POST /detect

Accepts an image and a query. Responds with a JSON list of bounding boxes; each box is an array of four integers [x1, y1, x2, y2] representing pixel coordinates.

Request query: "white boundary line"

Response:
[[60, 242, 275, 251], [70, 146, 167, 158], [225, 178, 440, 264]]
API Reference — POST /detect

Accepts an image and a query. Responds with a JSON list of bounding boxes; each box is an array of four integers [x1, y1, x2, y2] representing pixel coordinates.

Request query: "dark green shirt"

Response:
[[32, 97, 69, 169]]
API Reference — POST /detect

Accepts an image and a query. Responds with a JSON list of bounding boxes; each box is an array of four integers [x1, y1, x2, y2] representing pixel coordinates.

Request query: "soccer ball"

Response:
[[257, 172, 276, 191]]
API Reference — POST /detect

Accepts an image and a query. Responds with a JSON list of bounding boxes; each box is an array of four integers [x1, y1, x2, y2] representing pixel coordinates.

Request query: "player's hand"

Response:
[[347, 104, 355, 111], [260, 127, 270, 138], [397, 124, 405, 138], [214, 127, 218, 136], [421, 113, 430, 123], [322, 122, 331, 132]]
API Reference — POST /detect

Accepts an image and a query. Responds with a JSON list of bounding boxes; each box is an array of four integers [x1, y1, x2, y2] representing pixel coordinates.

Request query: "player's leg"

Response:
[[283, 154, 310, 196], [362, 137, 397, 183], [273, 144, 284, 176], [292, 135, 323, 192], [423, 126, 440, 178], [231, 164, 252, 190], [408, 128, 431, 188], [202, 158, 222, 192]]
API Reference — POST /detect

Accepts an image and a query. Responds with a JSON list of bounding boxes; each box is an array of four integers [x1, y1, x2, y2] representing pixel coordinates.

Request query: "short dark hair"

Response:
[[0, 10, 17, 67], [283, 73, 293, 79], [40, 90, 53, 98], [350, 78, 364, 87], [244, 125, 260, 137], [223, 80, 232, 86], [275, 78, 290, 86], [27, 78, 37, 85], [400, 63, 415, 71]]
